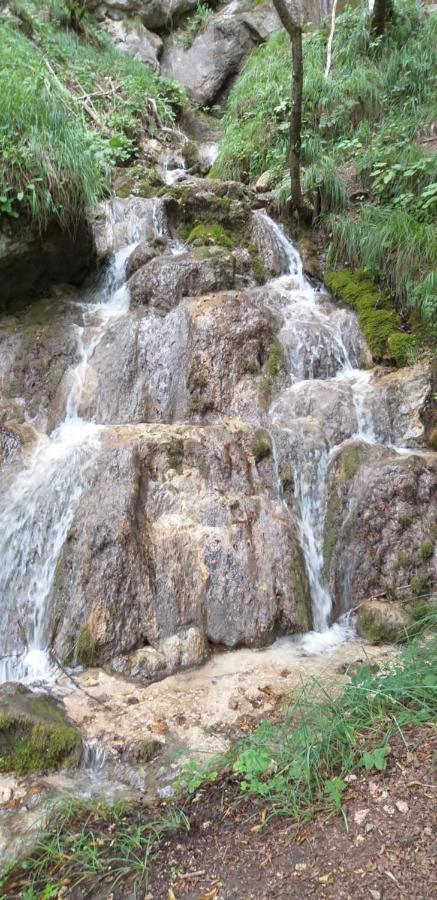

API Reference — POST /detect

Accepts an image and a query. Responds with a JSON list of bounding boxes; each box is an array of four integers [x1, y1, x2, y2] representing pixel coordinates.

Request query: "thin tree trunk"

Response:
[[272, 0, 310, 220], [324, 0, 338, 78], [289, 25, 306, 216]]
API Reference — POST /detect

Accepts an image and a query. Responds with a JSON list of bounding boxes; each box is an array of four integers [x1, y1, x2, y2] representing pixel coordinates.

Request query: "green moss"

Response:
[[394, 551, 411, 570], [399, 513, 413, 527], [186, 222, 235, 250], [410, 573, 429, 596], [290, 548, 312, 632], [265, 340, 286, 378], [386, 332, 419, 367], [248, 243, 266, 285], [76, 625, 97, 667], [138, 739, 161, 762], [260, 376, 272, 398], [325, 269, 401, 362], [356, 609, 404, 645], [113, 165, 164, 199], [340, 446, 361, 481], [251, 430, 272, 463], [0, 716, 81, 776], [420, 541, 434, 560]]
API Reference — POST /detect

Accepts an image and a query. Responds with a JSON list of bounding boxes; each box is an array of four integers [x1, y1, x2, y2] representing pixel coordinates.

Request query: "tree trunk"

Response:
[[289, 25, 306, 217], [272, 0, 310, 221], [371, 0, 393, 37]]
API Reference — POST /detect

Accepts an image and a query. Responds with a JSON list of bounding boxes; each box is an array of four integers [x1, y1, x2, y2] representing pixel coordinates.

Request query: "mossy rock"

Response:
[[0, 684, 82, 775], [186, 222, 235, 250], [265, 340, 286, 378], [75, 625, 98, 667], [181, 140, 199, 170], [251, 429, 272, 463], [386, 332, 419, 367], [356, 600, 411, 644], [325, 268, 401, 362], [290, 545, 312, 632], [297, 229, 321, 279], [113, 164, 164, 199], [248, 243, 266, 285]]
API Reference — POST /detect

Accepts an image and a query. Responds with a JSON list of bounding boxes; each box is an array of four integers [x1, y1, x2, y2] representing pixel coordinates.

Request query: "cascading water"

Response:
[[256, 212, 377, 639], [0, 206, 165, 684]]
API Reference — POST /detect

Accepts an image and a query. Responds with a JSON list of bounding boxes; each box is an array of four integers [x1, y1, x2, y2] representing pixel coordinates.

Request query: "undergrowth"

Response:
[[4, 614, 436, 897], [214, 1, 437, 330], [0, 0, 186, 230]]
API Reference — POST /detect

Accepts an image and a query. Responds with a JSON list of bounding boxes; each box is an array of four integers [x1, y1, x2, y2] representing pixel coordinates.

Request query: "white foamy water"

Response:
[[0, 237, 150, 684], [260, 213, 377, 635]]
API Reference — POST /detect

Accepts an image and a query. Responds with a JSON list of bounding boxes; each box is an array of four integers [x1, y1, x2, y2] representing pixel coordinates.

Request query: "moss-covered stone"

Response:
[[248, 243, 266, 285], [0, 685, 81, 775], [113, 164, 164, 199], [386, 332, 419, 367], [76, 625, 97, 667], [290, 546, 312, 632], [251, 429, 272, 463], [325, 268, 401, 362], [265, 340, 287, 378], [339, 446, 361, 481], [167, 438, 184, 474], [181, 140, 199, 170], [186, 222, 235, 250], [356, 600, 410, 644]]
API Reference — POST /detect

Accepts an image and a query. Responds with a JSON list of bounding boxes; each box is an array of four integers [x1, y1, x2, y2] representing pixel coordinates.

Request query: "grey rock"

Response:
[[370, 362, 432, 448], [128, 248, 236, 311], [102, 17, 163, 70], [51, 423, 311, 667], [324, 441, 437, 618]]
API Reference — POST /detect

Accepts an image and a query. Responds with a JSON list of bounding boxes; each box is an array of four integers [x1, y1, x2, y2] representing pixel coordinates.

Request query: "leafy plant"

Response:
[[360, 745, 391, 771]]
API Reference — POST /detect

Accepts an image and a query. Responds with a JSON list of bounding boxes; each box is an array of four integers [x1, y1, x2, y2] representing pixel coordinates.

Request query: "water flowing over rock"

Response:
[[0, 138, 435, 687]]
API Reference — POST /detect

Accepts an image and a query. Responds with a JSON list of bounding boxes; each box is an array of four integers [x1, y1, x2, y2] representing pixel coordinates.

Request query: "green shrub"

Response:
[[420, 541, 434, 561], [252, 430, 272, 462], [75, 625, 97, 667]]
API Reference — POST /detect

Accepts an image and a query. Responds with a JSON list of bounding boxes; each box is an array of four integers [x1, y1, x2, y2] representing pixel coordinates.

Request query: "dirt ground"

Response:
[[147, 728, 437, 900]]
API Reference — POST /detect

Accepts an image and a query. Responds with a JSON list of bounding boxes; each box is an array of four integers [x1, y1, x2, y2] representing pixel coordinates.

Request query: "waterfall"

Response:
[[259, 213, 376, 636], [0, 231, 156, 684]]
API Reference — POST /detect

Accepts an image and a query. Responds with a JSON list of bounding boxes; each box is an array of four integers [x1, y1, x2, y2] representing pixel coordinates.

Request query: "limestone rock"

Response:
[[255, 171, 274, 193], [90, 196, 167, 259], [161, 177, 253, 233], [356, 599, 411, 644], [324, 441, 437, 618], [128, 249, 236, 311], [370, 362, 432, 448], [186, 291, 276, 421], [51, 423, 311, 667], [102, 17, 163, 70], [110, 627, 209, 682], [125, 237, 166, 280], [161, 15, 260, 106], [86, 0, 198, 30]]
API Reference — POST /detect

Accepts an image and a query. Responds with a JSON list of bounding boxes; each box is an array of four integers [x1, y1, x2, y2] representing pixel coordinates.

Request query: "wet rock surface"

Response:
[[50, 422, 310, 664], [324, 442, 437, 619]]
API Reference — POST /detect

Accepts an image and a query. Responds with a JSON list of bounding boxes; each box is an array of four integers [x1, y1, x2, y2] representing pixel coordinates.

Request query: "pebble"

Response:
[[368, 890, 381, 900], [395, 800, 409, 814], [383, 804, 395, 816], [354, 808, 369, 825]]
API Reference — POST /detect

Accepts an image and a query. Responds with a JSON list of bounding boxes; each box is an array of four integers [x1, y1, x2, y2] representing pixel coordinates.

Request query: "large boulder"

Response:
[[50, 423, 311, 667], [369, 362, 432, 448], [185, 290, 277, 421], [161, 177, 254, 234], [102, 17, 163, 70], [161, 8, 260, 105], [324, 441, 437, 619], [128, 248, 236, 311], [0, 684, 82, 775], [86, 0, 198, 30]]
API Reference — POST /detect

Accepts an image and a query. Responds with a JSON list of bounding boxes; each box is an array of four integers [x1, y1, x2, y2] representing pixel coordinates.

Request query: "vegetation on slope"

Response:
[[214, 1, 437, 333], [0, 0, 186, 230]]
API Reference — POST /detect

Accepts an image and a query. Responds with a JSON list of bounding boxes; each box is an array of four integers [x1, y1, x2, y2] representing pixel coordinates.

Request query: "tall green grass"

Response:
[[0, 1, 186, 230], [214, 1, 437, 327]]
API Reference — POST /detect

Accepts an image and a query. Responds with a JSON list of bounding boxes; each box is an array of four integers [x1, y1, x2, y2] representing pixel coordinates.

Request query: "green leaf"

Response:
[[360, 745, 391, 772]]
